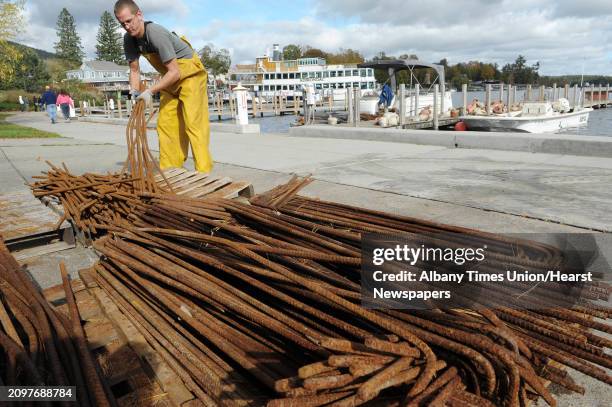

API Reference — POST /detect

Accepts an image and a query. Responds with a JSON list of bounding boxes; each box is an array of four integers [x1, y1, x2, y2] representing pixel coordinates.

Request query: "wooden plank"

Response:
[[191, 177, 232, 198], [12, 240, 75, 261], [169, 172, 210, 189], [174, 176, 221, 196], [82, 270, 195, 406], [154, 168, 185, 181], [206, 182, 255, 199]]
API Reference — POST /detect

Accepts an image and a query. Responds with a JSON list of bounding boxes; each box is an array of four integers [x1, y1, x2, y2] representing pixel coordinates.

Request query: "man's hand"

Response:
[[136, 89, 152, 106]]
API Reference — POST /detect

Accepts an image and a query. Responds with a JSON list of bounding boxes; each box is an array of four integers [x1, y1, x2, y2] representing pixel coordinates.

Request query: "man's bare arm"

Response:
[[148, 58, 180, 94], [129, 59, 141, 92]]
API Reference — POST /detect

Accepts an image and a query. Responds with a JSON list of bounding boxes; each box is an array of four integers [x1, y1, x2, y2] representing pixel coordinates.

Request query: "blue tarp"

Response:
[[378, 84, 394, 107]]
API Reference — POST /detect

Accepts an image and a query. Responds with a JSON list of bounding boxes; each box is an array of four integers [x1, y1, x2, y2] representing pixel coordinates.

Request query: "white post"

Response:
[[485, 84, 491, 114], [506, 84, 512, 111], [347, 87, 354, 124], [462, 84, 468, 116], [513, 86, 517, 106], [353, 88, 360, 127], [399, 84, 406, 125], [234, 84, 249, 125], [552, 83, 557, 101], [573, 84, 578, 108], [526, 84, 532, 101], [440, 83, 445, 116], [433, 84, 439, 130], [499, 83, 504, 103], [414, 84, 420, 118], [539, 85, 545, 101]]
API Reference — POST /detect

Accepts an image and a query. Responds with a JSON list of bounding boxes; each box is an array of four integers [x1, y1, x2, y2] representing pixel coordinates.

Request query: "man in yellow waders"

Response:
[[114, 0, 212, 173]]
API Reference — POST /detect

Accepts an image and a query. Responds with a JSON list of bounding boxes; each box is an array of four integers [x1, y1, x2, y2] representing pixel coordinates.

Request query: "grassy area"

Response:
[[0, 113, 60, 139]]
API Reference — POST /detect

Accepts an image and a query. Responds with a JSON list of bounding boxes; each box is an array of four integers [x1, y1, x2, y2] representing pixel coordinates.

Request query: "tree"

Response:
[[0, 1, 25, 84], [326, 48, 364, 64], [282, 44, 301, 60], [199, 43, 231, 81], [54, 8, 85, 67], [302, 46, 327, 59], [96, 11, 124, 64], [501, 55, 539, 84]]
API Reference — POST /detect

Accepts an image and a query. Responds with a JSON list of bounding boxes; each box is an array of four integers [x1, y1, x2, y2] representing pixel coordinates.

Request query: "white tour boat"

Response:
[[460, 100, 592, 133], [228, 44, 377, 101]]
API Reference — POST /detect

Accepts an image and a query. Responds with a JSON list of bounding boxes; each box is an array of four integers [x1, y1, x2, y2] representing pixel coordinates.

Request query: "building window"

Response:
[[338, 83, 344, 88], [353, 82, 359, 88], [301, 72, 307, 79], [282, 85, 287, 90], [361, 82, 367, 89], [283, 73, 288, 79], [337, 71, 343, 77], [368, 82, 374, 89], [353, 69, 358, 76], [323, 83, 329, 88], [308, 72, 315, 78], [323, 71, 329, 78], [289, 73, 294, 79], [345, 70, 351, 76], [330, 71, 336, 77], [368, 69, 374, 77], [360, 69, 367, 77], [264, 74, 269, 80]]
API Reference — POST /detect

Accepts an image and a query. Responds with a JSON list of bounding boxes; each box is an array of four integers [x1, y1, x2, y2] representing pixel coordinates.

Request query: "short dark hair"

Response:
[[114, 0, 140, 15]]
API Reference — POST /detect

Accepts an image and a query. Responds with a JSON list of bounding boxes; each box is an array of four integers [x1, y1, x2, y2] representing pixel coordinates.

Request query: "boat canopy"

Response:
[[358, 59, 446, 92]]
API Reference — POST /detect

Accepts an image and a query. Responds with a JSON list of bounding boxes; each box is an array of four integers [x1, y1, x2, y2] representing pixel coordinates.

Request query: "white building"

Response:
[[229, 45, 377, 99], [66, 61, 130, 91]]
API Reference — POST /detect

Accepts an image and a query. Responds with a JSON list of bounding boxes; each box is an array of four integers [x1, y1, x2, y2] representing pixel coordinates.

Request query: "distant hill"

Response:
[[8, 41, 57, 60]]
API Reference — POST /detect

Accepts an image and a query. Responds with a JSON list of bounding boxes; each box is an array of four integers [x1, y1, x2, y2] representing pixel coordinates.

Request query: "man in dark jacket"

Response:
[[40, 86, 57, 124]]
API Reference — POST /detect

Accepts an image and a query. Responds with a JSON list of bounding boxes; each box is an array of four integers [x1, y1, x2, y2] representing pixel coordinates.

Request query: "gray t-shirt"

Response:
[[123, 22, 193, 63]]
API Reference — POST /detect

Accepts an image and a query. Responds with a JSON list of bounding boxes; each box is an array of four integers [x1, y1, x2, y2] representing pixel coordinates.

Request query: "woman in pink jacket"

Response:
[[56, 90, 74, 122]]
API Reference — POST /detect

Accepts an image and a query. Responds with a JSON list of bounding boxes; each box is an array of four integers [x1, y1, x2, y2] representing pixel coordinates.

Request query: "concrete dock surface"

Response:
[[2, 112, 611, 406]]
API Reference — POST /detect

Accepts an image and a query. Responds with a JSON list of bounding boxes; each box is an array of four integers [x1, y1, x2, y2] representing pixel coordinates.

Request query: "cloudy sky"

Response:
[[15, 0, 612, 75]]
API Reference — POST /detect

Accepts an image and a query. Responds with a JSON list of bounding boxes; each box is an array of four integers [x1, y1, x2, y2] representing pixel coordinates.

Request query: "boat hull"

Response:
[[460, 109, 592, 133]]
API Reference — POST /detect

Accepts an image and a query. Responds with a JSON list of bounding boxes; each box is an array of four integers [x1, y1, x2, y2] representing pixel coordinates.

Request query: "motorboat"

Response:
[[357, 59, 453, 119], [460, 99, 592, 133]]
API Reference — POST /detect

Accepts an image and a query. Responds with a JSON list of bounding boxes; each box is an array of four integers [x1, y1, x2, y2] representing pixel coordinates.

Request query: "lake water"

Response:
[[210, 89, 612, 136]]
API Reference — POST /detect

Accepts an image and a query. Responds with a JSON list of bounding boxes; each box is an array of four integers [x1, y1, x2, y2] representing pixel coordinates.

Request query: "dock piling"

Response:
[[399, 84, 406, 125], [353, 88, 360, 127], [433, 84, 439, 130], [415, 84, 420, 119], [462, 84, 468, 116], [526, 84, 532, 101], [485, 84, 491, 114]]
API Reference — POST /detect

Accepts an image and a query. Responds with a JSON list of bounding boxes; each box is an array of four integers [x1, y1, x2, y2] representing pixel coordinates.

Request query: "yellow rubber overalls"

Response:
[[142, 36, 212, 173]]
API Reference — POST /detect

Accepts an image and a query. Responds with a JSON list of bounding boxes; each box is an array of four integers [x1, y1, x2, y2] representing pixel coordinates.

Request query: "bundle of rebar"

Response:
[[30, 100, 172, 236], [88, 186, 612, 407], [0, 237, 111, 406]]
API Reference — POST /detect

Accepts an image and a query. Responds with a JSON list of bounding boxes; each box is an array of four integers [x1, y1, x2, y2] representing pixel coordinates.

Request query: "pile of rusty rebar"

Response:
[[0, 237, 111, 406], [87, 184, 612, 407], [30, 100, 173, 237]]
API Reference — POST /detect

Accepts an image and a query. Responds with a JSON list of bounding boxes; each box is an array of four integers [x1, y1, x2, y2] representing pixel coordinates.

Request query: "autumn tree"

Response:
[[0, 0, 25, 84], [282, 44, 301, 60], [501, 55, 539, 84], [96, 11, 124, 64], [55, 8, 85, 67], [199, 43, 231, 82]]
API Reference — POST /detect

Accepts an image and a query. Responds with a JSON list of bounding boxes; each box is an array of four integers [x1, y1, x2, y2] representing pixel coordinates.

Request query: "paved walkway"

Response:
[[5, 112, 612, 232]]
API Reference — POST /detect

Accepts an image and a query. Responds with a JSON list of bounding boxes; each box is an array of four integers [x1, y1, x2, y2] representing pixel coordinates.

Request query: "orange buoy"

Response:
[[454, 121, 467, 131]]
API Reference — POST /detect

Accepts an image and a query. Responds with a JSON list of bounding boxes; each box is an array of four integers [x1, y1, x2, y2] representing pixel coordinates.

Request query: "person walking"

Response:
[[41, 86, 58, 124], [18, 95, 25, 112], [56, 90, 74, 122], [114, 0, 212, 173]]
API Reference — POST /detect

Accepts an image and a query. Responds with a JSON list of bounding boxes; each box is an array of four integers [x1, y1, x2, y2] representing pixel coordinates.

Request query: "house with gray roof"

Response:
[[66, 61, 130, 91]]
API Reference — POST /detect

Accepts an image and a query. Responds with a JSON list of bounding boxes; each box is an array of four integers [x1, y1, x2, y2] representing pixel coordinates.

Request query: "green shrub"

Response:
[[0, 102, 21, 111]]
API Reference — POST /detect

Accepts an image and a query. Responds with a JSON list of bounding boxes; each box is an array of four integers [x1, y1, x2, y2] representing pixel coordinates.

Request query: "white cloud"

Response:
[[16, 0, 188, 59], [14, 0, 612, 75]]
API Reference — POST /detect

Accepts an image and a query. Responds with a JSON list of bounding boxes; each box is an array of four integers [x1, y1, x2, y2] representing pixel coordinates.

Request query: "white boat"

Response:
[[357, 59, 453, 118], [460, 101, 592, 133], [228, 44, 377, 100]]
